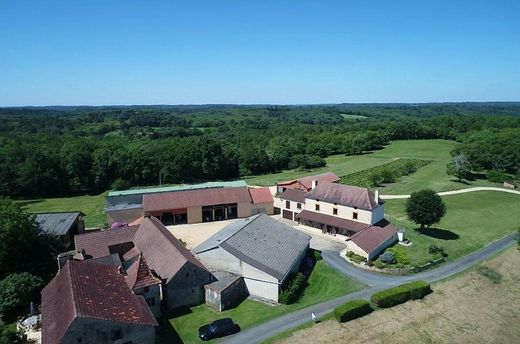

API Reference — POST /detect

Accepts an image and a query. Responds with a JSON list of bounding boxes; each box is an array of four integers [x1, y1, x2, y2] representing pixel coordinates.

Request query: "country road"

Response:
[[220, 233, 518, 344], [380, 186, 520, 199]]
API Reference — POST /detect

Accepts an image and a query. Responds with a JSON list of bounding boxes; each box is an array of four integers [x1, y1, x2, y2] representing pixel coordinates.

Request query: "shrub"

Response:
[[111, 178, 131, 191], [380, 252, 396, 264], [373, 259, 386, 269], [0, 272, 43, 315], [279, 273, 307, 304], [333, 299, 373, 323], [428, 244, 447, 257], [346, 251, 366, 264], [386, 246, 411, 265], [371, 281, 432, 308], [487, 170, 507, 183], [308, 249, 322, 262]]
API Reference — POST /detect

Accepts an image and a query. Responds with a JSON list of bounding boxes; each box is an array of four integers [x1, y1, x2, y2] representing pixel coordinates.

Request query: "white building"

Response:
[[193, 213, 311, 302]]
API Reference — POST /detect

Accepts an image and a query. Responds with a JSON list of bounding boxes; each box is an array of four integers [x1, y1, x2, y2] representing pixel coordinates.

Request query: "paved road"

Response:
[[220, 233, 517, 344], [381, 186, 520, 199]]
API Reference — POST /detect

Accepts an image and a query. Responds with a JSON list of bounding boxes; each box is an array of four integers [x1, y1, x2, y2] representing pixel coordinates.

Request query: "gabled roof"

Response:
[[305, 182, 382, 210], [296, 210, 370, 233], [35, 212, 82, 236], [74, 216, 208, 282], [195, 214, 311, 281], [348, 220, 398, 254], [277, 172, 340, 189], [41, 260, 156, 344], [249, 187, 274, 204], [74, 226, 139, 258], [124, 253, 162, 290], [143, 187, 253, 213], [279, 189, 306, 203]]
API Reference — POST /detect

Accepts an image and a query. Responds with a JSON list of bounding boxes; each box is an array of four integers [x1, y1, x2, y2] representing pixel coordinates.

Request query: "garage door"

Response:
[[282, 210, 294, 221]]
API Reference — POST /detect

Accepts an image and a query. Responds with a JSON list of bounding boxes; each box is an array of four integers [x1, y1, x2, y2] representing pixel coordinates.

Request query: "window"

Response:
[[143, 286, 149, 293], [285, 200, 290, 209], [297, 203, 302, 209], [186, 272, 190, 278], [353, 212, 358, 220], [333, 208, 338, 215], [315, 204, 320, 211]]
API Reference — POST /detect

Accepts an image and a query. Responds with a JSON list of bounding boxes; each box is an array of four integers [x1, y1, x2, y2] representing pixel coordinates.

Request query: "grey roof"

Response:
[[305, 182, 382, 210], [192, 216, 257, 254], [204, 272, 242, 292], [35, 212, 82, 236], [195, 214, 311, 281]]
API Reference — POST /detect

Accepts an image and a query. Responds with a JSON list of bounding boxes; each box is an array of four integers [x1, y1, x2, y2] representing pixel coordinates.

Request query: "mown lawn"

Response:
[[160, 261, 364, 344], [384, 191, 520, 266], [18, 193, 107, 229]]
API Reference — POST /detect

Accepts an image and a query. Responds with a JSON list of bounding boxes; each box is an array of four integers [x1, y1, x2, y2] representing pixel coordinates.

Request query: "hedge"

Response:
[[333, 299, 373, 323], [279, 272, 307, 304], [371, 280, 432, 308]]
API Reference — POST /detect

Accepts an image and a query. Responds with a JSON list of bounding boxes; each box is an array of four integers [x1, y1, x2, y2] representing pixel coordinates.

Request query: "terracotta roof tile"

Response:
[[74, 226, 138, 258], [279, 189, 306, 203], [249, 187, 274, 204], [125, 254, 162, 290], [348, 220, 398, 254], [142, 187, 252, 213], [305, 182, 382, 210], [277, 172, 340, 190], [41, 260, 156, 344]]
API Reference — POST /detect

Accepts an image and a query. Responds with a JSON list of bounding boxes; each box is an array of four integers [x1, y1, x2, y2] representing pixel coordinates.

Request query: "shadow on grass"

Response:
[[417, 227, 460, 240], [156, 313, 187, 344], [15, 199, 43, 206]]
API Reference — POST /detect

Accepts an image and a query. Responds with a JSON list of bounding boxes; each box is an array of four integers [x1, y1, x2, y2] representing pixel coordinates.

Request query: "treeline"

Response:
[[0, 104, 519, 197]]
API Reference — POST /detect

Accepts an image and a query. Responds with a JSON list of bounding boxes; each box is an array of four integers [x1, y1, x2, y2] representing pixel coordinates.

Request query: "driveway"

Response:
[[166, 219, 238, 249], [220, 233, 518, 344]]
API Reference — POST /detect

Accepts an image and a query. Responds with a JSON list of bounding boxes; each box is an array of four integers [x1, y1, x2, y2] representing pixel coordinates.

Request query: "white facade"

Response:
[[346, 232, 398, 261], [303, 198, 384, 225]]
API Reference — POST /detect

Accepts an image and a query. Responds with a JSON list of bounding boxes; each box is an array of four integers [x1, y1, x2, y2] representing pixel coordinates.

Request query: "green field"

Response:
[[247, 139, 502, 194], [160, 261, 364, 344], [384, 191, 520, 266], [19, 193, 107, 228]]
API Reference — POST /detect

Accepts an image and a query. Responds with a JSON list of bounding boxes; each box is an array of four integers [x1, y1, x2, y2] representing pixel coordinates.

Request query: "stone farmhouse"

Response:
[[105, 181, 273, 226], [275, 171, 340, 194], [41, 259, 157, 344], [193, 213, 311, 304], [278, 180, 398, 261], [74, 215, 213, 313]]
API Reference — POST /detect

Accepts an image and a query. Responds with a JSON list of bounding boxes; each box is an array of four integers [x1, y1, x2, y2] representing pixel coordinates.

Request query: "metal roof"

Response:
[[195, 214, 311, 282], [35, 212, 82, 236], [107, 180, 248, 197]]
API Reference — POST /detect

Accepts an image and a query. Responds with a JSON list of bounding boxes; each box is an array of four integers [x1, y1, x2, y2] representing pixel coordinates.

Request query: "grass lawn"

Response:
[[18, 193, 107, 229], [384, 191, 520, 266], [160, 261, 364, 344]]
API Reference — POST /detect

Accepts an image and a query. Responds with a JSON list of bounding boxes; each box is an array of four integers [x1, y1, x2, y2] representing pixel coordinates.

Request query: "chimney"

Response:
[[311, 180, 318, 189], [374, 190, 379, 204]]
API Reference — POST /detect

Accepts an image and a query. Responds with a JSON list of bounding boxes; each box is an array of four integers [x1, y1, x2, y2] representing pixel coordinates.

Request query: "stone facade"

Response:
[[60, 318, 155, 344]]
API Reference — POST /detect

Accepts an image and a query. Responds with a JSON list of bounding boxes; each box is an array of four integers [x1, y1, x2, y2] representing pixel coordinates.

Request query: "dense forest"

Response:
[[1, 103, 520, 198]]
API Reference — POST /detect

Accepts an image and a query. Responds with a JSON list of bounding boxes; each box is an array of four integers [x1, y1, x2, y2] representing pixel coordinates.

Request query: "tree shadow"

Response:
[[449, 178, 471, 185], [417, 227, 460, 240]]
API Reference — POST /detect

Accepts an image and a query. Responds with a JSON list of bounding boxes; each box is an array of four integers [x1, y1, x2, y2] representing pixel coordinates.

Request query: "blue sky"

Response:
[[0, 0, 519, 105]]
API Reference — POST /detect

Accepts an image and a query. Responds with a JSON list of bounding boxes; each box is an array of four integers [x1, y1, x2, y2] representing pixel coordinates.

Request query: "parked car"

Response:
[[198, 318, 240, 341]]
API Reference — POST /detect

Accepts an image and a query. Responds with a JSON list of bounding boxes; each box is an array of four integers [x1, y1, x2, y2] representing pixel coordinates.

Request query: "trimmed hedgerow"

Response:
[[279, 272, 307, 304], [371, 280, 432, 308], [333, 299, 373, 323]]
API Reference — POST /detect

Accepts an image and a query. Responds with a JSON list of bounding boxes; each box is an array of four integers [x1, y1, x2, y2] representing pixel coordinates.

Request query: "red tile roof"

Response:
[[125, 253, 162, 290], [279, 189, 306, 203], [41, 260, 156, 344], [348, 220, 398, 254], [142, 187, 253, 213], [277, 172, 340, 190], [249, 187, 274, 204], [75, 216, 209, 283], [305, 182, 382, 210], [74, 226, 138, 258], [296, 210, 369, 232]]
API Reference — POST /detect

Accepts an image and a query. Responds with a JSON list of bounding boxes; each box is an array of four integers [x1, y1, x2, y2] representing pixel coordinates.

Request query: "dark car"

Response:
[[198, 318, 240, 341]]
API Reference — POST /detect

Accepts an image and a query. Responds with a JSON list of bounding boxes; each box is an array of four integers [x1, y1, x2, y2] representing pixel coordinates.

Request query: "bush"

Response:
[[371, 281, 432, 308], [487, 170, 507, 183], [308, 249, 322, 262], [373, 259, 386, 269], [386, 246, 411, 265], [279, 273, 307, 304], [111, 178, 131, 191], [380, 252, 396, 264], [333, 299, 373, 323], [428, 244, 447, 257], [0, 273, 43, 315], [346, 251, 366, 264]]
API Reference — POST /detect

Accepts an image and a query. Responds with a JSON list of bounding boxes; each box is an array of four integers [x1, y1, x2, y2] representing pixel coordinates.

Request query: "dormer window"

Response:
[[315, 204, 320, 211], [333, 208, 338, 215], [353, 212, 358, 220]]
